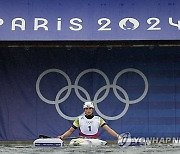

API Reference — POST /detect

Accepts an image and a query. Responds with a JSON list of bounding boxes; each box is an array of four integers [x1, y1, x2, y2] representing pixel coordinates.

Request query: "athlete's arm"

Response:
[[102, 125, 121, 139], [58, 118, 79, 139], [58, 126, 76, 139]]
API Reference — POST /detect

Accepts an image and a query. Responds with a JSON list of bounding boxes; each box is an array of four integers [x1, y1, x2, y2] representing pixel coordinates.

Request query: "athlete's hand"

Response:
[[117, 134, 123, 140], [117, 134, 124, 146], [57, 135, 64, 139]]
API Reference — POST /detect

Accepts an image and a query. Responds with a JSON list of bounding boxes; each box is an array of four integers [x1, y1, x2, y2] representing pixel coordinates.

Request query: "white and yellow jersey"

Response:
[[73, 115, 106, 138]]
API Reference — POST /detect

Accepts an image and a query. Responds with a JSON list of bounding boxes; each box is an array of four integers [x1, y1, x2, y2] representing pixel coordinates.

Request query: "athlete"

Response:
[[58, 101, 121, 140]]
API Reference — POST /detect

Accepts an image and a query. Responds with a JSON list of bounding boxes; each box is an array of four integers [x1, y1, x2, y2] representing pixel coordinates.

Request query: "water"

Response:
[[1, 144, 180, 154]]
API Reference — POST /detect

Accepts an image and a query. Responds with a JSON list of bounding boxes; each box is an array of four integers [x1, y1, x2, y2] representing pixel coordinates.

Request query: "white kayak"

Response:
[[33, 138, 64, 147], [69, 138, 107, 146]]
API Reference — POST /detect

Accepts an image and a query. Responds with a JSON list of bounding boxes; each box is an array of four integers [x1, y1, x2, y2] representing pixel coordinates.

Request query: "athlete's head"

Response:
[[83, 101, 94, 115], [83, 101, 94, 109]]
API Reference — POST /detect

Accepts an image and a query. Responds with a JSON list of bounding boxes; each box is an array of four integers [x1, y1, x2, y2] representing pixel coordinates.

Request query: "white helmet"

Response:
[[83, 101, 94, 109]]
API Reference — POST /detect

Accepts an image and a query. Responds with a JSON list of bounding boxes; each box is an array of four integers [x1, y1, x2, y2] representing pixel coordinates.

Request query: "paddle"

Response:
[[39, 134, 51, 138]]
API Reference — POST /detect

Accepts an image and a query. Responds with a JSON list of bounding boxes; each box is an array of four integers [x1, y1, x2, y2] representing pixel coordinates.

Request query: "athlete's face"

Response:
[[84, 107, 93, 116]]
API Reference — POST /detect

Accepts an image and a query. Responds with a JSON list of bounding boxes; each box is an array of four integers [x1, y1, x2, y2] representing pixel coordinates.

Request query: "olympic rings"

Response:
[[36, 69, 72, 105], [36, 68, 148, 121], [113, 68, 148, 104]]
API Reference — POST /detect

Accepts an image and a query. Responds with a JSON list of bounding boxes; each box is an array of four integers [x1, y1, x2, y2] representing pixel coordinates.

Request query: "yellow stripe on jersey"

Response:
[[73, 118, 79, 127], [100, 117, 106, 127]]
